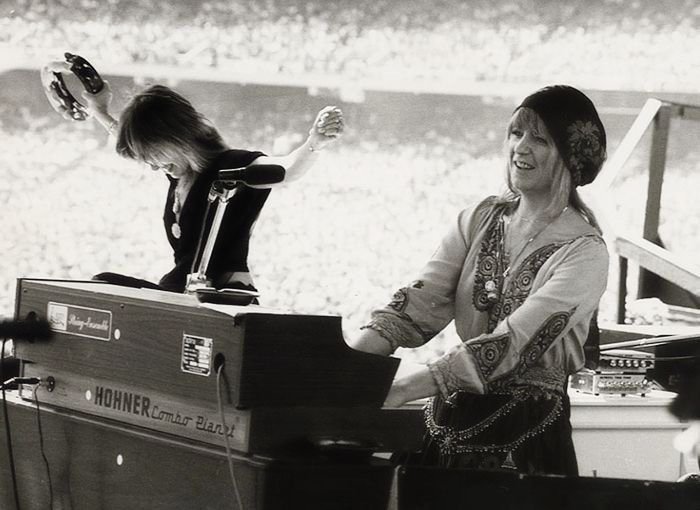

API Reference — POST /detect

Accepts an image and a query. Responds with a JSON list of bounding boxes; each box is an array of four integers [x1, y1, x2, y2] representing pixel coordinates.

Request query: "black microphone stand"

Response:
[[185, 180, 259, 305], [185, 164, 285, 305]]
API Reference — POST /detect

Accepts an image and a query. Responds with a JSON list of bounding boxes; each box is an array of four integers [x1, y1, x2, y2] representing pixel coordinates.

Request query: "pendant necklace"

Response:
[[171, 184, 185, 240], [485, 206, 568, 304]]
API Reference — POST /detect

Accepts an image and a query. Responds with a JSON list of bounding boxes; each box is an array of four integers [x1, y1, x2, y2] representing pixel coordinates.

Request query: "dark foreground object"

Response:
[[398, 465, 700, 510], [0, 394, 395, 510]]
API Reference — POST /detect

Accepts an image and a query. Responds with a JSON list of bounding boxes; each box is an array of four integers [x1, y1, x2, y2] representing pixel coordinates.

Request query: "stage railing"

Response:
[[589, 99, 700, 323]]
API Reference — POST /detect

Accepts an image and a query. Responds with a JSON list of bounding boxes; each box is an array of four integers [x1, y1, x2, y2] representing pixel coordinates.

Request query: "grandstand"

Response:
[[2, 0, 699, 92]]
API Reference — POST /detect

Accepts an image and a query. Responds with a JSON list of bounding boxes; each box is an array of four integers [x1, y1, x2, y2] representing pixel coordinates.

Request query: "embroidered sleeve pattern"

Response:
[[488, 309, 575, 393], [428, 341, 488, 396], [361, 308, 435, 351], [387, 286, 411, 312], [428, 353, 473, 399], [361, 281, 441, 349], [466, 333, 510, 380], [520, 308, 574, 367]]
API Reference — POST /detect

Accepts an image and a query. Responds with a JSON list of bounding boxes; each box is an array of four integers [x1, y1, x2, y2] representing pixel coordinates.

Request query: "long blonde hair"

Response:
[[497, 107, 602, 232]]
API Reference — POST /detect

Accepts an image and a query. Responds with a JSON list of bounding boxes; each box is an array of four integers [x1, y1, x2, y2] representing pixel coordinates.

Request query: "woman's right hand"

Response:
[[307, 105, 344, 150]]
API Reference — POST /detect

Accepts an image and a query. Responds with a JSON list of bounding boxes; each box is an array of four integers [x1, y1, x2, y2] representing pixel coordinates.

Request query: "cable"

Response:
[[32, 386, 53, 509], [1, 338, 21, 510], [216, 363, 244, 510], [0, 378, 42, 391]]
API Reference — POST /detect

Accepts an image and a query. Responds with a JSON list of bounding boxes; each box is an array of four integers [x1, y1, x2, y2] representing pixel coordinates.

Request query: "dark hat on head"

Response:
[[517, 85, 607, 186]]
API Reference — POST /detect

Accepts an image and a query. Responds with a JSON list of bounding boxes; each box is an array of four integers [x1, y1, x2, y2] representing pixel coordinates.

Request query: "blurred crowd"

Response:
[[1, 0, 699, 361], [2, 0, 699, 92]]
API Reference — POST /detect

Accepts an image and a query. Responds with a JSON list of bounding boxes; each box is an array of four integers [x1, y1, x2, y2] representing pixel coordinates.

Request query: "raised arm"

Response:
[[80, 81, 118, 135], [249, 106, 344, 186]]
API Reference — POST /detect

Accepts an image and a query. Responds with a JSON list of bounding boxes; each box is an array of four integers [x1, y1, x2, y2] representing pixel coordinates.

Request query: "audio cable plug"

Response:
[[0, 377, 42, 390]]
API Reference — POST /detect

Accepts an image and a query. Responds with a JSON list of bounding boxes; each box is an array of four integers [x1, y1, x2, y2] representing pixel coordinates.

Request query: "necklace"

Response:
[[511, 213, 547, 223], [484, 206, 568, 304], [171, 178, 194, 240], [169, 187, 182, 239]]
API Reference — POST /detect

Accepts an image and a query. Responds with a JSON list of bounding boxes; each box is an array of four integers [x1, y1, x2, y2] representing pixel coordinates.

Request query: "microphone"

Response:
[[217, 164, 286, 186], [0, 318, 53, 342]]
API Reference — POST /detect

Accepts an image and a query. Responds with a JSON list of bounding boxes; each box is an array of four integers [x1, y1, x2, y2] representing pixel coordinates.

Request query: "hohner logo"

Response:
[[94, 386, 151, 417], [91, 385, 239, 438]]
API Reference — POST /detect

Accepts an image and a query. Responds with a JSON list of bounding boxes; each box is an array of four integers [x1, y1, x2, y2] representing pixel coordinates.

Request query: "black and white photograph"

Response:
[[0, 1, 699, 508]]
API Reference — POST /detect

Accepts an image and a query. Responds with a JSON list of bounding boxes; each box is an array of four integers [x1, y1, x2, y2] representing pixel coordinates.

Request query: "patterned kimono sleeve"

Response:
[[362, 209, 474, 352], [428, 235, 609, 396]]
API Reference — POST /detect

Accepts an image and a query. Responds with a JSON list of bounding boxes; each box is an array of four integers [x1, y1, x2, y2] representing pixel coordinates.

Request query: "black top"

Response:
[[158, 149, 269, 292]]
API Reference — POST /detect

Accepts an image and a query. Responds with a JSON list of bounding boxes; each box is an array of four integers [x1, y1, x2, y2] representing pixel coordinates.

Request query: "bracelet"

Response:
[[308, 143, 319, 153]]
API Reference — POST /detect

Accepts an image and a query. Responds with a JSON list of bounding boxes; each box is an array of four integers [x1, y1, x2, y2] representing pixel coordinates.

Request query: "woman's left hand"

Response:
[[383, 383, 411, 408], [81, 79, 113, 118], [40, 60, 76, 121], [383, 367, 439, 408], [308, 106, 344, 150]]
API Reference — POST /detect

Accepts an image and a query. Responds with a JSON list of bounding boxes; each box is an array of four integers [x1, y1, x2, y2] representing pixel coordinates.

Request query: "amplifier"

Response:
[[571, 349, 655, 396], [570, 371, 651, 396]]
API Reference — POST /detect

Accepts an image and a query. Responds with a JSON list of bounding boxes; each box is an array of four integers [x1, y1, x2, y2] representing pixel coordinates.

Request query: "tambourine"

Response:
[[41, 52, 104, 121]]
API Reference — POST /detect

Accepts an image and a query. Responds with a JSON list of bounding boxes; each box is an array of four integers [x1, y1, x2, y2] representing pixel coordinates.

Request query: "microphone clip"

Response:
[[208, 180, 239, 203]]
